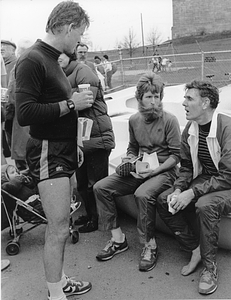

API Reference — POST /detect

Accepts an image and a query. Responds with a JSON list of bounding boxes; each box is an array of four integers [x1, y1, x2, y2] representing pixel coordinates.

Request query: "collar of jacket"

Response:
[[188, 110, 218, 138], [188, 110, 222, 177], [4, 54, 17, 66]]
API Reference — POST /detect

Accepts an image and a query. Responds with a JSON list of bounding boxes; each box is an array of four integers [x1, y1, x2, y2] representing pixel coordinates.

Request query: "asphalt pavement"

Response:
[[1, 203, 231, 300]]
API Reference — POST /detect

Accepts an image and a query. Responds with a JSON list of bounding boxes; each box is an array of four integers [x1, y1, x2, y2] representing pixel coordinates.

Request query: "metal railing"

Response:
[[109, 50, 231, 90]]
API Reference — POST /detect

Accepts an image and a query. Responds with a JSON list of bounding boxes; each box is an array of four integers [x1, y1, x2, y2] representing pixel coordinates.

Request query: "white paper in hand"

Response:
[[168, 201, 177, 214], [135, 161, 150, 174], [77, 118, 93, 146], [168, 195, 177, 215], [142, 152, 159, 170]]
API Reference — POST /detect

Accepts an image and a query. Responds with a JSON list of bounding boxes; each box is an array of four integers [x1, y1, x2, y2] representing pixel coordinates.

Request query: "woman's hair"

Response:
[[185, 80, 219, 109], [135, 72, 165, 102], [46, 1, 90, 34]]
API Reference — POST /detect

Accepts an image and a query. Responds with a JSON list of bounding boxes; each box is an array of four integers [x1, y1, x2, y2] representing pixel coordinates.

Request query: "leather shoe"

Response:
[[74, 215, 89, 226], [79, 221, 98, 233]]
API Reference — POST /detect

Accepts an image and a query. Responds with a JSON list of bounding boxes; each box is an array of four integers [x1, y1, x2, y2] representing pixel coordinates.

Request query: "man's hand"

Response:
[[72, 91, 94, 111], [137, 168, 153, 179], [78, 147, 84, 167], [121, 155, 136, 163], [167, 189, 181, 204], [169, 189, 195, 213]]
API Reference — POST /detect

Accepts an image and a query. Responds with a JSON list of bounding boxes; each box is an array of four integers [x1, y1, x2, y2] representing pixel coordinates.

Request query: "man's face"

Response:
[[63, 23, 86, 56], [76, 45, 88, 62], [139, 91, 163, 121], [142, 91, 161, 109], [1, 44, 15, 60], [183, 88, 205, 122]]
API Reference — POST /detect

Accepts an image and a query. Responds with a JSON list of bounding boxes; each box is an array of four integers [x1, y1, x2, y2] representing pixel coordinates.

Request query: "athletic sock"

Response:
[[111, 228, 125, 243], [47, 280, 66, 300], [61, 270, 67, 287]]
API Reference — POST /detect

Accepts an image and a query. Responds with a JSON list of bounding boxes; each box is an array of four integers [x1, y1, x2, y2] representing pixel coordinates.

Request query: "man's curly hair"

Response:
[[185, 80, 219, 109], [135, 72, 165, 103], [46, 1, 90, 34]]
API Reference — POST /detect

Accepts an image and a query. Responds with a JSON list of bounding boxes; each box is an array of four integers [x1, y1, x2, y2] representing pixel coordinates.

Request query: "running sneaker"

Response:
[[96, 237, 128, 261], [199, 267, 218, 295], [48, 276, 92, 299], [1, 259, 10, 271], [116, 161, 136, 177], [139, 245, 158, 272]]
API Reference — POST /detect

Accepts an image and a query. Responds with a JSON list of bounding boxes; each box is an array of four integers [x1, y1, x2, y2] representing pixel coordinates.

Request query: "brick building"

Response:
[[172, 0, 231, 39]]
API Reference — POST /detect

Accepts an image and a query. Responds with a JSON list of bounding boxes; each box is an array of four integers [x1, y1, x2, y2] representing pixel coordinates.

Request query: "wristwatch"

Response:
[[66, 99, 75, 111]]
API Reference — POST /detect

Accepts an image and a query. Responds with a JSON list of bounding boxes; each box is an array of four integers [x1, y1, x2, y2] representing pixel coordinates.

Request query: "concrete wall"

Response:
[[172, 0, 231, 39]]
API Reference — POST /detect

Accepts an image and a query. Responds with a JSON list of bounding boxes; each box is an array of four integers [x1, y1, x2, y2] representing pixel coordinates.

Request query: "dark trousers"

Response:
[[94, 167, 177, 244], [157, 174, 231, 270], [76, 149, 111, 222]]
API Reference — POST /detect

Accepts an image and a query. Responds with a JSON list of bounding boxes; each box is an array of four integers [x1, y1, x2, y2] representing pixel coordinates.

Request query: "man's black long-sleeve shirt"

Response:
[[15, 39, 77, 141]]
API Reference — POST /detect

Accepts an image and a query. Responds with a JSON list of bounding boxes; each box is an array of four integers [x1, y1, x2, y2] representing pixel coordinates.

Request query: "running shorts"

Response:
[[26, 137, 78, 184]]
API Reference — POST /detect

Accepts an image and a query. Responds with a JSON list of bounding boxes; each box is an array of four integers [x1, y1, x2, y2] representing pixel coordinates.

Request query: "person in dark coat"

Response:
[[59, 53, 115, 233]]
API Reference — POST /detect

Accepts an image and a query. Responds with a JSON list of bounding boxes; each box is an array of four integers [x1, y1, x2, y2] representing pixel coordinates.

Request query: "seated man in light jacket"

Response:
[[157, 80, 231, 296]]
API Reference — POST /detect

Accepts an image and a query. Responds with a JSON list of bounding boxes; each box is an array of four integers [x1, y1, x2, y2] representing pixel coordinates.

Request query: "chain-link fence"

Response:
[[109, 50, 231, 90]]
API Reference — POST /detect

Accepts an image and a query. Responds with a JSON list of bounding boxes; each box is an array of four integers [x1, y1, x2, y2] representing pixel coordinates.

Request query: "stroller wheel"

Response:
[[9, 227, 23, 238], [71, 230, 79, 244], [6, 241, 20, 256]]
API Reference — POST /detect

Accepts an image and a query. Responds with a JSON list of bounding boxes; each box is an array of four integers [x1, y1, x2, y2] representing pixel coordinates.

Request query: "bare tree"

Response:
[[146, 27, 162, 54], [122, 28, 139, 58]]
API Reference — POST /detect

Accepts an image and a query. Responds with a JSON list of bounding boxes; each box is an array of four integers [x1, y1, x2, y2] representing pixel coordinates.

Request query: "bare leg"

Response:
[[38, 177, 71, 283], [181, 245, 201, 276]]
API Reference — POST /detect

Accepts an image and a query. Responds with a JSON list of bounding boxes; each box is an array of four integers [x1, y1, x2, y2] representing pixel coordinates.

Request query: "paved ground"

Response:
[[1, 203, 231, 300]]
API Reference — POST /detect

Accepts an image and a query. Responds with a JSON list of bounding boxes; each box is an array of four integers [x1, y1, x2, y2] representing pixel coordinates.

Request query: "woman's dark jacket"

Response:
[[64, 61, 115, 153]]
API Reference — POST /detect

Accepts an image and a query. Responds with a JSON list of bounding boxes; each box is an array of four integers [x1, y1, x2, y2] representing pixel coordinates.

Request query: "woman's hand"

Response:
[[78, 147, 84, 167]]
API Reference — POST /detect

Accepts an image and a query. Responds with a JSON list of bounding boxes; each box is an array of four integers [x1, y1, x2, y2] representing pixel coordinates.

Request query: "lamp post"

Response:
[[118, 45, 125, 85]]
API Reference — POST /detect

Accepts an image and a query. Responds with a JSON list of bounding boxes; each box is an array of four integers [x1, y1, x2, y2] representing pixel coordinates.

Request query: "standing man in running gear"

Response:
[[15, 2, 93, 299]]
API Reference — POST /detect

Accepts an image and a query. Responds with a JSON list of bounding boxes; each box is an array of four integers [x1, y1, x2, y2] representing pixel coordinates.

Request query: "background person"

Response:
[[75, 42, 95, 72], [102, 54, 113, 89], [157, 80, 231, 295], [15, 2, 93, 299], [75, 42, 105, 90], [93, 72, 181, 272], [1, 53, 8, 165], [6, 38, 34, 171], [1, 53, 7, 88], [94, 56, 106, 90], [1, 40, 17, 158], [151, 56, 159, 73], [1, 40, 17, 85], [94, 56, 105, 76]]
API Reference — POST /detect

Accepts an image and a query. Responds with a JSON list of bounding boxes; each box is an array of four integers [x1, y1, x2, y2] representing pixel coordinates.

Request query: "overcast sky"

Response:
[[0, 0, 172, 51]]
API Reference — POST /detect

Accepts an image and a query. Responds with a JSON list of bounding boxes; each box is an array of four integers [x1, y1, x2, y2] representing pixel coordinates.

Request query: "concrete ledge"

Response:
[[115, 194, 231, 250]]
